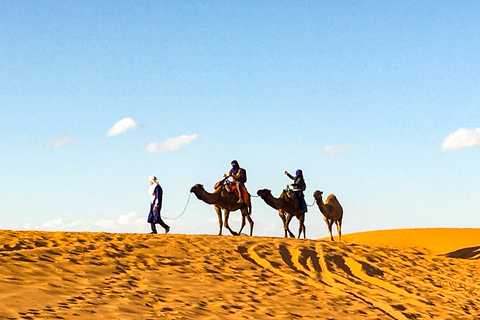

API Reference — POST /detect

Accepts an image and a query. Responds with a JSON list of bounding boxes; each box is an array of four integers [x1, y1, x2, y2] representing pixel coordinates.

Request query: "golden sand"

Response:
[[339, 228, 480, 256], [0, 228, 479, 319]]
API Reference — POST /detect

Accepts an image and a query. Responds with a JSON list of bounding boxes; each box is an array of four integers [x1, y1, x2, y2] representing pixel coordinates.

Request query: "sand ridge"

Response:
[[338, 228, 480, 256], [0, 228, 479, 319]]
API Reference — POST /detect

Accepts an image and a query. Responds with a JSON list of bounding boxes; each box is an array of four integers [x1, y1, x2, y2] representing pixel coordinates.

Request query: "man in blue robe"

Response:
[[147, 175, 170, 234]]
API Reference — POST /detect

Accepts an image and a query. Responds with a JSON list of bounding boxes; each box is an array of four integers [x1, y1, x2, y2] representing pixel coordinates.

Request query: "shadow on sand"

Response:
[[443, 246, 480, 260]]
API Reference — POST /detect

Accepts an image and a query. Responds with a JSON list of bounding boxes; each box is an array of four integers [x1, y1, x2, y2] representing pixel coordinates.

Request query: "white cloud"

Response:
[[322, 144, 354, 156], [45, 135, 75, 148], [144, 134, 198, 153], [440, 128, 480, 152], [117, 211, 145, 225], [39, 212, 147, 233], [41, 217, 85, 229], [106, 117, 137, 137], [29, 212, 282, 236]]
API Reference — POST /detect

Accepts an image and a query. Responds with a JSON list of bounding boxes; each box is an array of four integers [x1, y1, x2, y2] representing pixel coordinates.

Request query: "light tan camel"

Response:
[[190, 183, 254, 236], [313, 190, 343, 241], [257, 189, 306, 239]]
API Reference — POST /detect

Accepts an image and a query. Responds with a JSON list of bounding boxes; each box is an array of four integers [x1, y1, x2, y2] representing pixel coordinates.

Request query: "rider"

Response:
[[224, 160, 247, 203], [285, 169, 307, 212]]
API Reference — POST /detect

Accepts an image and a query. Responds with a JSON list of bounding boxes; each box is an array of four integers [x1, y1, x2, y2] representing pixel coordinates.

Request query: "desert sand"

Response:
[[0, 228, 479, 319]]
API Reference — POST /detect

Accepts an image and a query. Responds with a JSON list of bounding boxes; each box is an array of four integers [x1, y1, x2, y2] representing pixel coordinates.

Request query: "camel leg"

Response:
[[278, 210, 288, 238], [246, 214, 254, 236], [223, 210, 238, 236], [285, 214, 295, 238], [335, 219, 342, 242], [329, 221, 335, 241], [324, 216, 334, 241], [215, 206, 223, 236], [237, 213, 246, 235], [238, 207, 254, 236], [298, 213, 306, 239]]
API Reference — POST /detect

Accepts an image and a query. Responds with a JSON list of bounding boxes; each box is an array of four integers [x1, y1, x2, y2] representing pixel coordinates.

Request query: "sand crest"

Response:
[[0, 228, 479, 319], [339, 228, 480, 256]]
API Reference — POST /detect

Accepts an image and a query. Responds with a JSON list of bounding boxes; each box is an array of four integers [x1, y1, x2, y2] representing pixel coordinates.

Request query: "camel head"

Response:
[[256, 189, 272, 199], [313, 190, 324, 200], [190, 184, 204, 194]]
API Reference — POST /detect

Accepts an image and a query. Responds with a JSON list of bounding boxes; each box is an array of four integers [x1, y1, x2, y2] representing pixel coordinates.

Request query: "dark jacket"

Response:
[[286, 172, 307, 212], [286, 172, 306, 191]]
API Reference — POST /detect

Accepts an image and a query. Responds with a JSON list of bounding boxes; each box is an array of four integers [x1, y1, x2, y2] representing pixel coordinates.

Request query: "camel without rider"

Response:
[[313, 190, 343, 241]]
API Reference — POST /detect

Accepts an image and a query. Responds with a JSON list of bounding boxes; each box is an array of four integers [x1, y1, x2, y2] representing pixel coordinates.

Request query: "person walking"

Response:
[[147, 175, 170, 234]]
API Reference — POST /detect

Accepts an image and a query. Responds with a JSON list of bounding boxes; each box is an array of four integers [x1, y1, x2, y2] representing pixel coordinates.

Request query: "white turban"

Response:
[[148, 175, 158, 183]]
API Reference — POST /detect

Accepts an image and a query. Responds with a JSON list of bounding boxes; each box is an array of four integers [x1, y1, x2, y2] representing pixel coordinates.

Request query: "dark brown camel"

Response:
[[190, 183, 254, 236], [257, 188, 306, 239], [313, 190, 343, 241]]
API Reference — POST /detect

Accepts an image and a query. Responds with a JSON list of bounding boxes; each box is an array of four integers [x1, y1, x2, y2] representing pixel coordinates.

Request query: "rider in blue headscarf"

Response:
[[285, 169, 307, 212], [224, 160, 247, 203]]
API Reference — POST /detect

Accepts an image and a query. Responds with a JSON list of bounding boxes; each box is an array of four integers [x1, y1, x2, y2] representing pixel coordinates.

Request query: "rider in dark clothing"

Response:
[[224, 160, 247, 203], [285, 169, 307, 212]]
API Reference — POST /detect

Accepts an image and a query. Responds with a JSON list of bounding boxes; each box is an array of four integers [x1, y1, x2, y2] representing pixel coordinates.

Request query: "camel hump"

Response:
[[325, 194, 339, 205]]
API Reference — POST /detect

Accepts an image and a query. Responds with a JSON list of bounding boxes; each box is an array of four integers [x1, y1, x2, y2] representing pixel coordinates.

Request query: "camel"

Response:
[[190, 183, 254, 236], [313, 190, 343, 241], [257, 188, 306, 239]]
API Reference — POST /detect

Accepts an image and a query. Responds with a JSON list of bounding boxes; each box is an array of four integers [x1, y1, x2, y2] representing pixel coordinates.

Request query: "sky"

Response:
[[1, 1, 479, 239]]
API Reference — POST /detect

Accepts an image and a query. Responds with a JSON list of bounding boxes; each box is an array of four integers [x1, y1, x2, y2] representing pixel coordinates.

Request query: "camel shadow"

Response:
[[443, 246, 480, 260]]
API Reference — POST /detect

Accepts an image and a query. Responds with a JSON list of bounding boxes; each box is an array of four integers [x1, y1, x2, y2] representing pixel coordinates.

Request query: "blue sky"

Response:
[[1, 1, 479, 238]]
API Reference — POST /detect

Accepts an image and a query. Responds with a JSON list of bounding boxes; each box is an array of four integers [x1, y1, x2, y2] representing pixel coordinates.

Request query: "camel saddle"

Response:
[[214, 180, 250, 206]]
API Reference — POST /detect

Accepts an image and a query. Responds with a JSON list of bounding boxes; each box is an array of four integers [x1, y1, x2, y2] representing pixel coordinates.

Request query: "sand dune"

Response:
[[0, 228, 479, 319], [339, 228, 480, 256]]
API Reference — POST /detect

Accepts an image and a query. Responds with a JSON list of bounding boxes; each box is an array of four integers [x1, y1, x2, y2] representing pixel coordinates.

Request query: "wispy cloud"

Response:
[[45, 134, 75, 148], [322, 144, 354, 156], [106, 117, 137, 137], [144, 134, 198, 153], [38, 212, 147, 233], [25, 211, 285, 236], [440, 128, 480, 152]]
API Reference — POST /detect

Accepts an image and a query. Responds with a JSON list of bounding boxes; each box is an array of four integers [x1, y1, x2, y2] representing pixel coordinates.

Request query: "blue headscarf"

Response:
[[296, 169, 303, 179], [231, 160, 240, 174]]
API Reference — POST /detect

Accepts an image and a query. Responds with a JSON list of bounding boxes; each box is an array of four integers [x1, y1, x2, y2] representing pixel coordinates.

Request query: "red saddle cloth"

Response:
[[230, 184, 250, 206], [214, 181, 250, 206]]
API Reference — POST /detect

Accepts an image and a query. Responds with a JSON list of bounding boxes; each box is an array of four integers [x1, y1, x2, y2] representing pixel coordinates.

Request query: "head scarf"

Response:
[[296, 169, 303, 179], [231, 160, 240, 175], [148, 175, 158, 198], [148, 175, 158, 183]]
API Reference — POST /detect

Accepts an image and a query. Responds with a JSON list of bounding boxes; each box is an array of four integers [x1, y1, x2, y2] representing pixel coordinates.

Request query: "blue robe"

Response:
[[147, 184, 163, 223]]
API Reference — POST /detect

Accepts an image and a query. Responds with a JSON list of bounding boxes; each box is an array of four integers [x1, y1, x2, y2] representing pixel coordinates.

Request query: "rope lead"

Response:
[[163, 192, 192, 220]]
